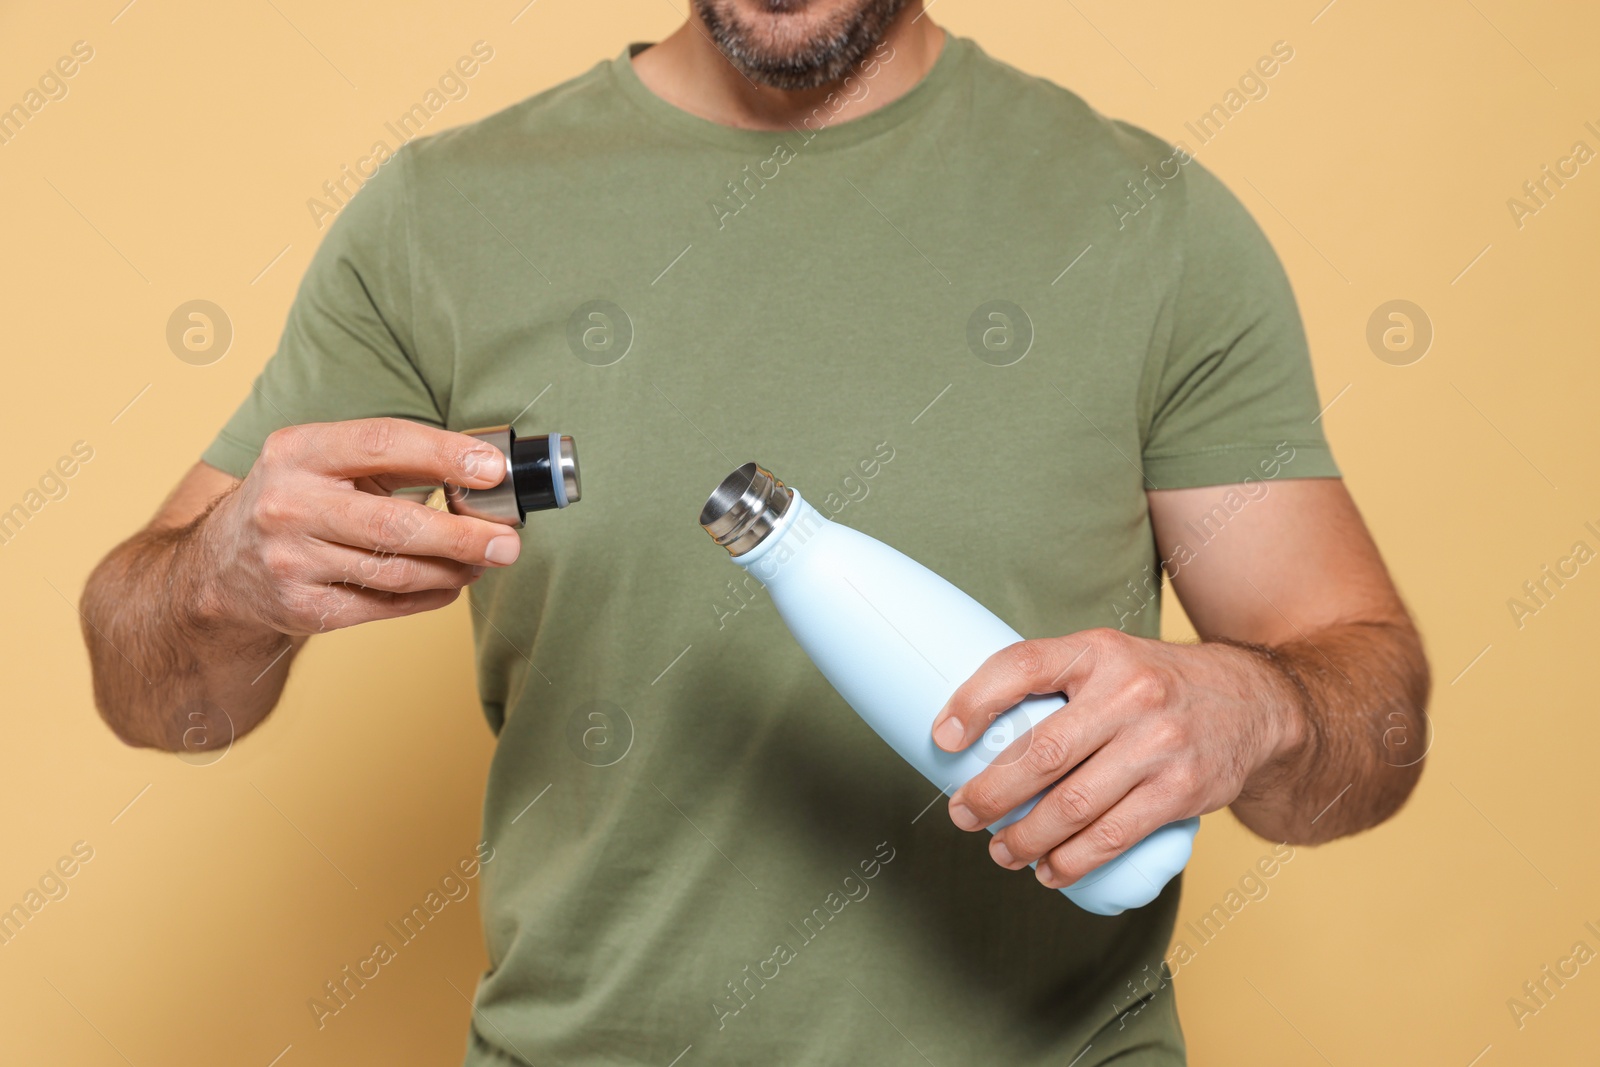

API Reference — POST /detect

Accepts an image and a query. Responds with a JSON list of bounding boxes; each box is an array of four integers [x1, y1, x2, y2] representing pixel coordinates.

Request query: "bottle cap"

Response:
[[441, 426, 580, 528], [699, 462, 792, 556]]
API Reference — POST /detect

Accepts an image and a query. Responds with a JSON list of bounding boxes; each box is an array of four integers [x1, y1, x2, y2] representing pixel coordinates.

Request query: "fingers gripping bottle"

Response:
[[698, 462, 1199, 916]]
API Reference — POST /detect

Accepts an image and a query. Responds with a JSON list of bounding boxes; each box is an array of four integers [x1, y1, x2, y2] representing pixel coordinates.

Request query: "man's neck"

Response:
[[630, 5, 944, 132]]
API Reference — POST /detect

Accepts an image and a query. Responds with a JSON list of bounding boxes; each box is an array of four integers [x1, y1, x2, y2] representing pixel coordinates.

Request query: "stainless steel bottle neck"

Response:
[[699, 462, 792, 557]]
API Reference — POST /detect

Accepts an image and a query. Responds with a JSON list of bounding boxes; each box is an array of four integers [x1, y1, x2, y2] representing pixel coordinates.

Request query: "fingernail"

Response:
[[990, 839, 1015, 867], [485, 535, 521, 565], [470, 566, 486, 578], [949, 802, 979, 831], [933, 717, 965, 751], [464, 448, 504, 481], [1036, 859, 1054, 885]]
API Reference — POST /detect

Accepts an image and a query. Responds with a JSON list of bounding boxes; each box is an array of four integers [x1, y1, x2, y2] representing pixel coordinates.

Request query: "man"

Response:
[[81, 1, 1429, 1063]]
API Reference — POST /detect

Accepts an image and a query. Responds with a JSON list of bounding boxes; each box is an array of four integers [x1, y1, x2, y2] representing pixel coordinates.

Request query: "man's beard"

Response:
[[693, 0, 912, 91]]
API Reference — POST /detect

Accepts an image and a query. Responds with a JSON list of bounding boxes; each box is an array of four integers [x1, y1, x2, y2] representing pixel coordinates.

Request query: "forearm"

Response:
[[1222, 617, 1430, 844], [80, 500, 299, 751]]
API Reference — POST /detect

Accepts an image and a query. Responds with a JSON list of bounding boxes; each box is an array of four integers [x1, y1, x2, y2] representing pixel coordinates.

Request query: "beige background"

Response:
[[2, 1, 1596, 1063]]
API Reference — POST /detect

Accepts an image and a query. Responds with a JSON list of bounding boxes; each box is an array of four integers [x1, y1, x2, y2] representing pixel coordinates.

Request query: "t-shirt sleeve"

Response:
[[1139, 158, 1339, 489], [201, 147, 442, 479]]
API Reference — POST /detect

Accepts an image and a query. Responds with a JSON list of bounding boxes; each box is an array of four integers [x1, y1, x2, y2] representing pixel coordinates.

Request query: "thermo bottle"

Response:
[[698, 462, 1199, 916]]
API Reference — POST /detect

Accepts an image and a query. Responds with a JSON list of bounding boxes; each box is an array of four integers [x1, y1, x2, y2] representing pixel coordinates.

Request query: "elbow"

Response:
[[79, 525, 257, 759], [105, 715, 185, 753], [90, 685, 240, 757], [79, 552, 186, 753], [1269, 758, 1425, 848], [1372, 618, 1432, 826], [1308, 628, 1433, 845], [86, 674, 187, 753], [1266, 617, 1432, 847], [1367, 748, 1428, 834]]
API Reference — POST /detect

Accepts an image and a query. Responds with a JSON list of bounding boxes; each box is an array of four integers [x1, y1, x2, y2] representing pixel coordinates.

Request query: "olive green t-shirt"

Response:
[[204, 32, 1337, 1067]]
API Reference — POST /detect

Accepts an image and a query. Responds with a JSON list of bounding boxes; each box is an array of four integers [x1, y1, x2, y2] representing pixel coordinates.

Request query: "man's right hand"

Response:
[[198, 418, 524, 636], [80, 417, 527, 749]]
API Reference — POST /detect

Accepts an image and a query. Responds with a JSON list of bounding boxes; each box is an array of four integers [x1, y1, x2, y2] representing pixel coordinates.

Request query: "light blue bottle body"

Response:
[[731, 489, 1199, 916]]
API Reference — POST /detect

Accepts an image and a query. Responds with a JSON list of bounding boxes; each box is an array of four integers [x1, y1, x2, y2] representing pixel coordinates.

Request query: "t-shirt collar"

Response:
[[609, 28, 969, 153]]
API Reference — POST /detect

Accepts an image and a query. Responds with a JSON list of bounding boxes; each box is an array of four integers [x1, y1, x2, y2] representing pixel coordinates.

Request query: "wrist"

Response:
[[173, 496, 279, 646], [1208, 638, 1313, 777]]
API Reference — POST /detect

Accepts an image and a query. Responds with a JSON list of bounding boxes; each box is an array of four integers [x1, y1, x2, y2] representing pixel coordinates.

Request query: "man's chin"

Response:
[[695, 0, 909, 92]]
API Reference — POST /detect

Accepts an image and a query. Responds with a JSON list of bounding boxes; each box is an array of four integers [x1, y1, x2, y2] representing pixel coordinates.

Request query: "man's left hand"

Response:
[[932, 627, 1304, 889]]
